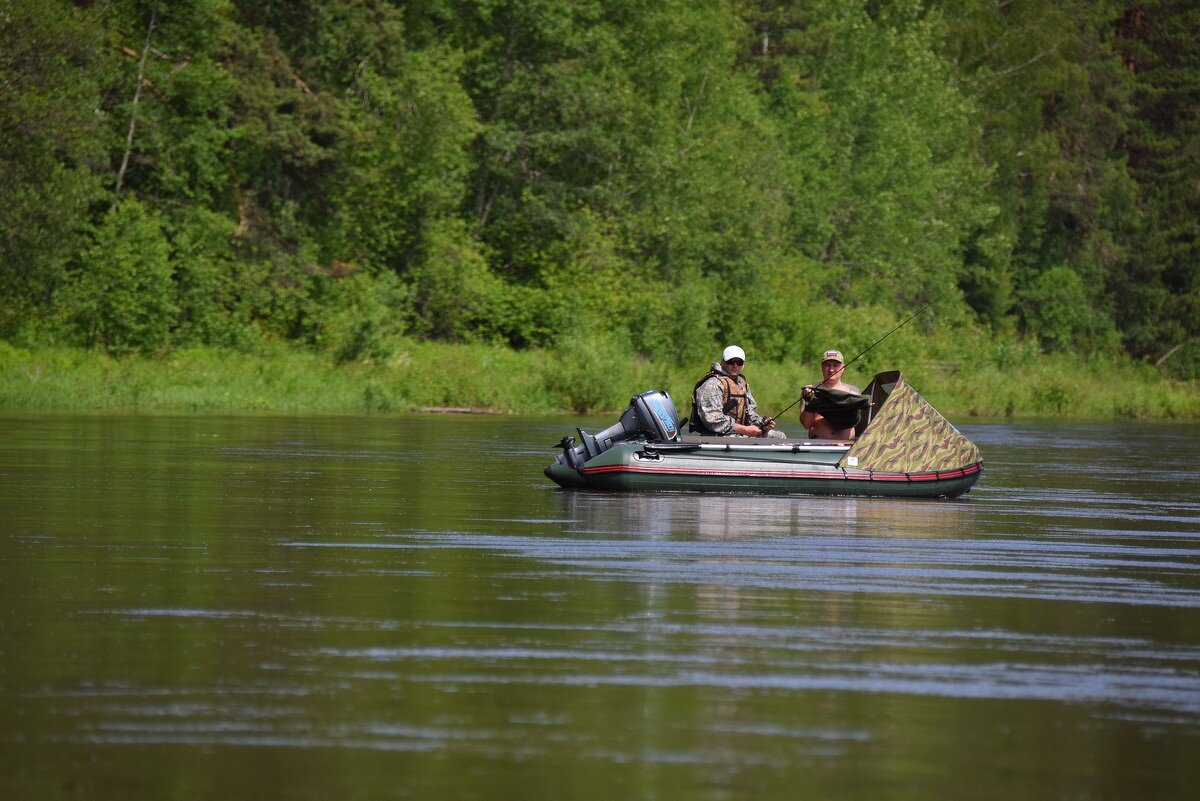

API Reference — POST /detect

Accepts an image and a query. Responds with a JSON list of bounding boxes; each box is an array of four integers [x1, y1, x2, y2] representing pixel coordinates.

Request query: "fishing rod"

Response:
[[771, 287, 955, 421]]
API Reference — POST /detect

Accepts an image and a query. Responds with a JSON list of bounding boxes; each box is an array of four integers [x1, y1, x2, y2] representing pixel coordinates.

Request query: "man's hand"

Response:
[[802, 384, 815, 399], [761, 417, 776, 433]]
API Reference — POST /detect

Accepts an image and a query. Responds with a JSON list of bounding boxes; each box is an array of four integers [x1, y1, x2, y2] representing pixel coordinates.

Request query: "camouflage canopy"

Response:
[[840, 374, 981, 474]]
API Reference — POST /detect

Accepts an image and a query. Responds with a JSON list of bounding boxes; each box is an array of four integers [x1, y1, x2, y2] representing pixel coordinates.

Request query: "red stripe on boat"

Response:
[[583, 461, 982, 482]]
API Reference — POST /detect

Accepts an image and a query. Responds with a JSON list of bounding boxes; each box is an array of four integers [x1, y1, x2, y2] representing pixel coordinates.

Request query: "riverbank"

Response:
[[1, 339, 1196, 419]]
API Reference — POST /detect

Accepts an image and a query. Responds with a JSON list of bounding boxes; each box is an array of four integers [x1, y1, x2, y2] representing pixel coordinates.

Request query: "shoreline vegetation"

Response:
[[4, 2, 1200, 410], [2, 340, 1197, 421]]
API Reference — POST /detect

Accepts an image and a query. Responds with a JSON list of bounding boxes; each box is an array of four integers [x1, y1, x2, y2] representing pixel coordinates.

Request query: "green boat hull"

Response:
[[546, 439, 982, 499]]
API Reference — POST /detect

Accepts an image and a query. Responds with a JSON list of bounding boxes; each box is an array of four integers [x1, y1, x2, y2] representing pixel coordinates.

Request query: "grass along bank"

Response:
[[1, 338, 1197, 420]]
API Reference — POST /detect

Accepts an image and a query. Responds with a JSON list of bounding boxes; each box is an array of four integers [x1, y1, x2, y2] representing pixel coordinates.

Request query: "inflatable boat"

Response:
[[545, 372, 982, 498]]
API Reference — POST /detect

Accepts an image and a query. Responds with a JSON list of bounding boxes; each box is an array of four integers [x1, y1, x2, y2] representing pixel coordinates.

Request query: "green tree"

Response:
[[1118, 0, 1200, 375], [0, 0, 106, 336], [6, 0, 1196, 378], [795, 0, 993, 307], [939, 0, 1135, 346], [328, 38, 479, 276], [403, 1, 800, 351], [224, 1, 481, 346], [100, 0, 237, 206]]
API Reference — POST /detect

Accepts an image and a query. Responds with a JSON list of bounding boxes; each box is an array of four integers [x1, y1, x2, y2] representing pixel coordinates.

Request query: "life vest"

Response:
[[688, 371, 749, 433]]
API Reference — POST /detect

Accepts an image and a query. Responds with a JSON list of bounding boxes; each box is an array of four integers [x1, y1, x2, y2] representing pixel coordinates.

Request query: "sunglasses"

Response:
[[727, 358, 745, 365]]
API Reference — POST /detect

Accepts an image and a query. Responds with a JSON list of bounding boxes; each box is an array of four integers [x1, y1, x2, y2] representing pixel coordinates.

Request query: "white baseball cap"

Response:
[[722, 345, 746, 362]]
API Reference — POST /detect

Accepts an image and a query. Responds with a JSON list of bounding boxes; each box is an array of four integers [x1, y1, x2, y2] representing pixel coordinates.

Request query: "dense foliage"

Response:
[[2, 0, 1197, 376]]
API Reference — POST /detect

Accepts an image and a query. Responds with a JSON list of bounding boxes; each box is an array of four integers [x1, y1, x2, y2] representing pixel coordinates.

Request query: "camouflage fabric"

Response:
[[840, 376, 980, 473], [803, 386, 870, 429]]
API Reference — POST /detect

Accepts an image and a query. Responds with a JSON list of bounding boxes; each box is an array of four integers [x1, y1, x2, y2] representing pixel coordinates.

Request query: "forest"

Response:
[[1, 0, 1198, 413]]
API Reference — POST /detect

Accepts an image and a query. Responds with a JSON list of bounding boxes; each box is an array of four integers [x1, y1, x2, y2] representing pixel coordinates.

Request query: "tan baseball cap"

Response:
[[821, 349, 844, 363]]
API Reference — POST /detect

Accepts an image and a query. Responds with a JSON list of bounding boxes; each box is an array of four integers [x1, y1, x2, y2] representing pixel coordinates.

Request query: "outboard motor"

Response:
[[555, 390, 680, 472]]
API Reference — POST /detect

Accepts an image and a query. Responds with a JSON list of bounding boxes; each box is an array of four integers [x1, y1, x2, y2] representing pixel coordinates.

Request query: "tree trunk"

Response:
[[112, 1, 157, 209]]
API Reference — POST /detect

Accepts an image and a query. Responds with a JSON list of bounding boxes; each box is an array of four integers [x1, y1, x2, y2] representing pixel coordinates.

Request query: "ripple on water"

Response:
[[282, 531, 1200, 608]]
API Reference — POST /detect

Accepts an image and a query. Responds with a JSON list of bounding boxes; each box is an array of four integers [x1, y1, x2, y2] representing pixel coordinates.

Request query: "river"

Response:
[[1, 414, 1197, 800]]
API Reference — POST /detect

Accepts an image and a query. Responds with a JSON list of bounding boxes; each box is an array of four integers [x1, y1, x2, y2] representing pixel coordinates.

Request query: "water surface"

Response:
[[1, 414, 1197, 800]]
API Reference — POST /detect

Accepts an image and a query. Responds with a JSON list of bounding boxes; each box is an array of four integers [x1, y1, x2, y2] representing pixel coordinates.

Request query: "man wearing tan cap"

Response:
[[800, 349, 861, 439]]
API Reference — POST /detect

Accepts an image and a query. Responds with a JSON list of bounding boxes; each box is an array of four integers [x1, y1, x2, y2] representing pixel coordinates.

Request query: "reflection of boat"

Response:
[[554, 486, 982, 541], [545, 372, 983, 499], [555, 490, 867, 539]]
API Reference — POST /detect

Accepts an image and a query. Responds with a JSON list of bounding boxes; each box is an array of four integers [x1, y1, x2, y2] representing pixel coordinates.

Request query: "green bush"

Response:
[[544, 332, 637, 413], [1021, 265, 1119, 354], [58, 197, 177, 354], [409, 218, 510, 343], [625, 268, 720, 367], [170, 209, 265, 349], [306, 271, 412, 363]]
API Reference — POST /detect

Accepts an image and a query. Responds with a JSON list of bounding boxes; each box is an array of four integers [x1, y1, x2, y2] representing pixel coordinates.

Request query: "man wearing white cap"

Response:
[[688, 345, 785, 438], [800, 348, 862, 439]]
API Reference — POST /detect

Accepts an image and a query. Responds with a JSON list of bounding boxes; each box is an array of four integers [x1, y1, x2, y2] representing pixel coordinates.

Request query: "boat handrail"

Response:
[[649, 440, 851, 453]]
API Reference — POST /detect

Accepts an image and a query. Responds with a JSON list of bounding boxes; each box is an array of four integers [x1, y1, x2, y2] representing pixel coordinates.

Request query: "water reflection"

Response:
[[545, 488, 1197, 608], [553, 490, 981, 540]]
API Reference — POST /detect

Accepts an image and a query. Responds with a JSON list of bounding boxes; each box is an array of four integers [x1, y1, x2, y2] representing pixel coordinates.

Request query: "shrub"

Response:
[[170, 209, 263, 349], [58, 197, 177, 354], [1021, 265, 1119, 354], [408, 218, 509, 343], [307, 271, 412, 363], [544, 332, 637, 413]]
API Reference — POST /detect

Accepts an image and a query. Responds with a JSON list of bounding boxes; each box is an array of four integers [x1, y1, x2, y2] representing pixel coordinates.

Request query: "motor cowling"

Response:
[[555, 390, 680, 472]]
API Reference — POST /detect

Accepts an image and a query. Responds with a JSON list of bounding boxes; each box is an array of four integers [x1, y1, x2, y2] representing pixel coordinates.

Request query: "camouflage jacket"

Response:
[[690, 362, 768, 435]]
